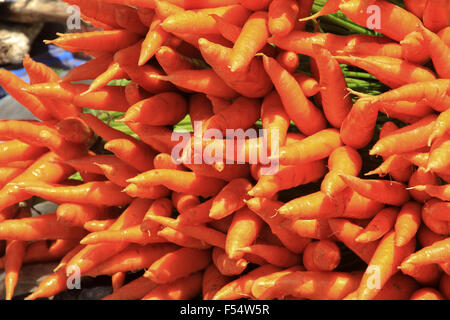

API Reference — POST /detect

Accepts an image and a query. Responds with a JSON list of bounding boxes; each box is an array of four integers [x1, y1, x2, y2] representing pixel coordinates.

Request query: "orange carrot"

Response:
[[422, 0, 449, 33], [276, 51, 299, 73], [105, 139, 156, 173], [140, 198, 173, 234], [0, 140, 46, 166], [209, 178, 252, 220], [393, 201, 422, 248], [408, 168, 440, 203], [229, 11, 270, 72], [411, 184, 450, 202], [421, 198, 450, 235], [240, 244, 300, 268], [171, 192, 201, 215], [268, 0, 299, 37], [354, 207, 398, 243], [410, 287, 445, 300], [428, 108, 450, 146], [157, 227, 212, 249], [141, 271, 203, 300], [417, 24, 450, 79], [260, 90, 290, 151], [357, 231, 416, 300], [202, 264, 233, 300], [56, 203, 111, 227], [84, 219, 117, 233], [212, 246, 248, 276], [139, 19, 168, 66], [104, 276, 157, 300], [302, 240, 341, 272], [339, 174, 410, 206], [427, 134, 450, 174], [263, 55, 327, 136]]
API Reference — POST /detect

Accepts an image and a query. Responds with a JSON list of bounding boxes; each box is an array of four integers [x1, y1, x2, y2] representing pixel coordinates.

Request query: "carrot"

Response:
[[417, 24, 450, 79], [328, 218, 380, 264], [0, 167, 25, 189], [340, 99, 379, 150], [312, 46, 353, 128], [65, 0, 121, 28], [111, 272, 126, 292], [85, 243, 178, 277], [25, 82, 130, 112], [141, 198, 173, 234], [102, 276, 157, 300], [355, 207, 398, 243], [422, 0, 449, 33], [124, 82, 153, 106], [0, 152, 74, 212], [392, 201, 422, 249], [123, 183, 171, 200], [171, 192, 201, 215], [202, 264, 233, 300], [400, 262, 442, 287], [268, 0, 299, 37], [0, 140, 46, 166], [144, 215, 227, 248], [128, 169, 226, 198], [260, 90, 290, 151], [55, 117, 95, 147], [339, 174, 410, 206], [364, 80, 450, 112], [335, 55, 437, 89], [254, 270, 362, 300], [136, 6, 155, 26], [209, 178, 252, 220], [0, 69, 53, 120], [421, 199, 450, 238], [224, 207, 263, 260], [270, 31, 403, 59], [297, 0, 340, 23], [56, 203, 111, 227], [410, 287, 445, 300], [207, 95, 232, 115], [438, 26, 450, 45], [339, 0, 423, 43], [45, 30, 142, 53], [157, 227, 211, 249], [198, 39, 273, 98], [161, 5, 251, 35], [177, 198, 215, 225], [286, 217, 335, 240], [104, 139, 156, 173], [408, 168, 440, 203], [344, 273, 419, 300], [144, 247, 210, 283], [262, 55, 327, 136], [277, 129, 342, 166], [24, 268, 69, 300], [302, 240, 341, 272], [400, 31, 430, 65], [357, 231, 416, 300], [212, 246, 248, 276], [152, 69, 238, 98], [138, 19, 168, 66], [249, 161, 327, 198], [427, 135, 450, 174], [428, 108, 450, 146], [0, 206, 19, 223], [114, 5, 148, 35], [411, 184, 450, 202], [126, 123, 179, 155], [212, 264, 282, 300], [246, 197, 311, 254], [80, 224, 166, 245], [83, 61, 127, 95], [84, 219, 117, 233], [240, 244, 300, 268], [321, 146, 362, 198], [141, 271, 203, 300], [229, 11, 270, 72]]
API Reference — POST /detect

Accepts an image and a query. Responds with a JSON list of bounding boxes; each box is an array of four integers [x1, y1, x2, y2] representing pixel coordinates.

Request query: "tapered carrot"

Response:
[[277, 129, 342, 166], [302, 240, 340, 272], [157, 227, 211, 249], [138, 19, 168, 66], [224, 207, 263, 260], [104, 139, 156, 173], [56, 203, 111, 227], [267, 0, 299, 37], [240, 244, 300, 268], [328, 218, 380, 264], [24, 269, 69, 300], [275, 51, 299, 74], [212, 246, 248, 276], [144, 247, 210, 283], [246, 197, 311, 254], [140, 198, 173, 234], [86, 243, 178, 277], [0, 140, 46, 166], [143, 215, 227, 248], [355, 207, 398, 243], [209, 178, 252, 220], [0, 69, 53, 120], [321, 146, 362, 198], [126, 123, 179, 155], [297, 0, 340, 22], [0, 152, 74, 212], [260, 90, 290, 151], [63, 54, 113, 83], [177, 198, 214, 225], [370, 115, 436, 157], [335, 55, 437, 89], [151, 69, 239, 98], [229, 11, 270, 72], [286, 218, 335, 240], [171, 192, 201, 215], [0, 167, 25, 189], [212, 264, 282, 300], [45, 30, 142, 53], [124, 183, 172, 200], [357, 231, 416, 300], [421, 199, 450, 236], [400, 31, 431, 65], [55, 117, 95, 147], [249, 161, 327, 198], [340, 99, 379, 150], [198, 38, 273, 98], [270, 31, 403, 59], [64, 0, 121, 28], [84, 61, 127, 95], [411, 185, 450, 202], [312, 46, 352, 128], [408, 168, 439, 203], [401, 238, 450, 274], [202, 264, 233, 300], [141, 271, 203, 300], [262, 55, 327, 136], [254, 270, 363, 300], [128, 169, 226, 198], [103, 276, 157, 300], [80, 224, 166, 245], [392, 201, 422, 248]]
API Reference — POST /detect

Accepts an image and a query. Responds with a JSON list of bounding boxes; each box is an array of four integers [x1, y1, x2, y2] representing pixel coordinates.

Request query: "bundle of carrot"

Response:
[[0, 0, 448, 301]]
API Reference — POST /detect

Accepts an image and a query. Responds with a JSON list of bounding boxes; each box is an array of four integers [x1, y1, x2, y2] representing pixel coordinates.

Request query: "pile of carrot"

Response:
[[0, 0, 448, 301]]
